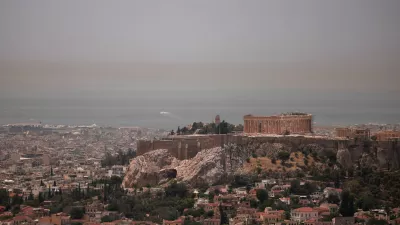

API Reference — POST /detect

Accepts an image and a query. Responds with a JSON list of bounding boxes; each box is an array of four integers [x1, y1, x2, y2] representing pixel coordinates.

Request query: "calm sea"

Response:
[[0, 90, 399, 129]]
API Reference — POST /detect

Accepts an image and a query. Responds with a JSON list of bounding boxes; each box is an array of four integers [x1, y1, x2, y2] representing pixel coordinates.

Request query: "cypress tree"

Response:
[[339, 190, 355, 217], [48, 185, 52, 199]]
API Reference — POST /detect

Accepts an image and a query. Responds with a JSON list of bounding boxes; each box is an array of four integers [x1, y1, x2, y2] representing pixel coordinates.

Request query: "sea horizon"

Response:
[[1, 89, 399, 130]]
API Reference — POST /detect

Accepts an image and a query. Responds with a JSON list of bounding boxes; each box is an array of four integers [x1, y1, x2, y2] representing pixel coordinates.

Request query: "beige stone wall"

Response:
[[136, 135, 229, 160]]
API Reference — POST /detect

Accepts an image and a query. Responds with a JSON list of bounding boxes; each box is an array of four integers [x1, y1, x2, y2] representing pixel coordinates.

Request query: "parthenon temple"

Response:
[[243, 113, 313, 135]]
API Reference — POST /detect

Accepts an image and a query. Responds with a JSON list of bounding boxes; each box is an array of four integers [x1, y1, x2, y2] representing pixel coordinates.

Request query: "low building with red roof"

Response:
[[12, 215, 34, 225], [162, 218, 184, 225], [291, 207, 319, 222]]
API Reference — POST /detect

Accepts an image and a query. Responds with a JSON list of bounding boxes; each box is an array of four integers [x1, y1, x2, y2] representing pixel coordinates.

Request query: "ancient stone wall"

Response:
[[136, 140, 152, 156], [153, 140, 174, 151], [137, 135, 230, 160], [239, 136, 344, 153], [136, 135, 400, 169]]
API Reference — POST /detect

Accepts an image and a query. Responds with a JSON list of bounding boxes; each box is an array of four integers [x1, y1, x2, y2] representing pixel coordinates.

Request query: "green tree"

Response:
[[304, 158, 309, 165], [367, 219, 388, 225], [256, 189, 268, 203], [339, 190, 355, 217], [48, 185, 52, 199], [206, 210, 214, 218], [69, 207, 84, 219], [284, 210, 291, 220], [208, 192, 215, 203], [184, 220, 202, 225], [219, 204, 229, 225], [38, 192, 44, 203], [165, 182, 188, 198], [290, 196, 300, 206], [181, 127, 188, 135], [28, 192, 34, 201], [101, 215, 113, 223], [277, 151, 290, 162], [327, 194, 340, 205], [11, 205, 20, 215], [356, 194, 377, 211]]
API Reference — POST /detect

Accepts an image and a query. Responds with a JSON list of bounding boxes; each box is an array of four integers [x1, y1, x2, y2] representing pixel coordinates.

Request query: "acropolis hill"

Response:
[[137, 113, 400, 169]]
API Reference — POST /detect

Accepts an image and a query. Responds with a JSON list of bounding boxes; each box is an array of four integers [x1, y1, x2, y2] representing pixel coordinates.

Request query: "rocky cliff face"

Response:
[[122, 149, 180, 188], [122, 139, 400, 188], [122, 145, 247, 188], [336, 148, 353, 169], [173, 147, 228, 187]]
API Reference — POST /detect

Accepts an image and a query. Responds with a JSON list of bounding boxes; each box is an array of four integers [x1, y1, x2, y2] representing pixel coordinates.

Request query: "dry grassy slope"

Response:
[[243, 152, 315, 173]]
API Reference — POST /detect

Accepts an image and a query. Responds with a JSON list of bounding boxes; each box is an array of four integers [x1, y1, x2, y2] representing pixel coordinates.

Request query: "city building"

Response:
[[108, 165, 126, 177], [291, 207, 319, 222]]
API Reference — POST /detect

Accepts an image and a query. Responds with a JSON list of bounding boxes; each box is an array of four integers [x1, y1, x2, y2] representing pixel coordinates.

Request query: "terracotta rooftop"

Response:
[[293, 207, 316, 212]]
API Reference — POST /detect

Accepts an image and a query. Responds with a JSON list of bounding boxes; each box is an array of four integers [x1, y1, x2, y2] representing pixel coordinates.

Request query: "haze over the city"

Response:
[[0, 0, 399, 128]]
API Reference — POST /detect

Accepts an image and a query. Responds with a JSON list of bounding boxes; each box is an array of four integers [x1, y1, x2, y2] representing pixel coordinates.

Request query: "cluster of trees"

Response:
[[307, 157, 399, 216], [2, 177, 208, 224], [277, 151, 291, 163], [103, 181, 196, 223], [69, 207, 85, 219], [0, 189, 24, 213], [101, 148, 136, 167], [290, 179, 317, 196], [343, 167, 400, 208], [173, 121, 243, 135], [183, 208, 214, 218]]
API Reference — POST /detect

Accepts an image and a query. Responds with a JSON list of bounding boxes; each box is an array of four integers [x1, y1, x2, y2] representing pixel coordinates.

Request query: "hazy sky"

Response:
[[0, 0, 400, 97]]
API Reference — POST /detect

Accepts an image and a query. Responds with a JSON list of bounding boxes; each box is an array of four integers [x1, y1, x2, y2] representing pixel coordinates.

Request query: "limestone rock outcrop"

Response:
[[173, 147, 228, 187], [123, 146, 246, 188], [377, 148, 388, 168], [122, 149, 179, 188], [251, 142, 292, 158], [359, 153, 377, 168], [158, 168, 178, 185], [336, 148, 352, 169]]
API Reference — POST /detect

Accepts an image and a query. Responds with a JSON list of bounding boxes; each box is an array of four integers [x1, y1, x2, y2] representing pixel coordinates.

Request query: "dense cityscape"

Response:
[[1, 113, 400, 225], [1, 1, 400, 225]]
